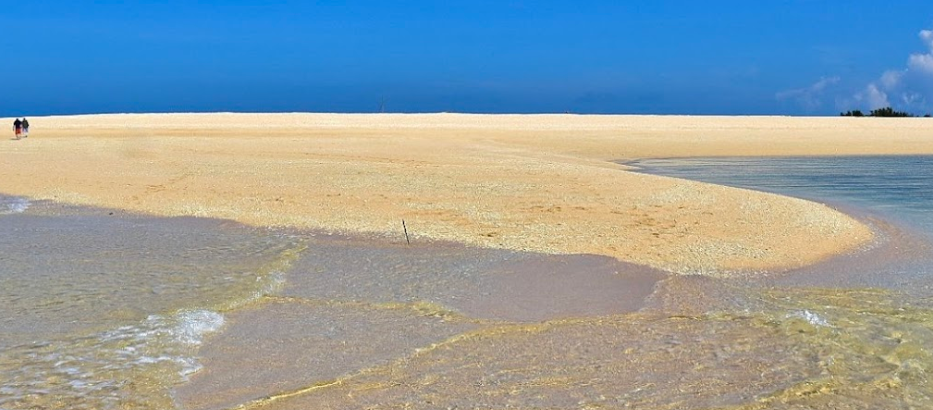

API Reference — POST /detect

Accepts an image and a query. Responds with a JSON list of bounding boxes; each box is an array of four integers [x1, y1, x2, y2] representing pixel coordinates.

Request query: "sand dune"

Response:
[[4, 113, 928, 275]]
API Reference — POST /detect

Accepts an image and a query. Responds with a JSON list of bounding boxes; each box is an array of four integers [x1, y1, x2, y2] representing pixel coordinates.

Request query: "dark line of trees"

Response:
[[841, 107, 931, 117]]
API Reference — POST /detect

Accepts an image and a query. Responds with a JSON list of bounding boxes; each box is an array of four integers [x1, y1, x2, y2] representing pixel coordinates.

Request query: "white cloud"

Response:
[[864, 84, 891, 108], [880, 70, 903, 89], [776, 76, 840, 110], [921, 29, 933, 48], [902, 92, 923, 106], [908, 53, 933, 74], [848, 28, 933, 112], [812, 76, 839, 92], [839, 83, 892, 112]]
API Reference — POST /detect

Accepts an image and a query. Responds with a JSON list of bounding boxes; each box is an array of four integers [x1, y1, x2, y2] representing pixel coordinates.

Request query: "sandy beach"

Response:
[[3, 113, 932, 274], [5, 114, 933, 410]]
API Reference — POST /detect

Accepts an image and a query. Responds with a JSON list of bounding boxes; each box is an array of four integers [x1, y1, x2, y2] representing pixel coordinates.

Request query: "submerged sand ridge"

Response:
[[1, 113, 918, 274]]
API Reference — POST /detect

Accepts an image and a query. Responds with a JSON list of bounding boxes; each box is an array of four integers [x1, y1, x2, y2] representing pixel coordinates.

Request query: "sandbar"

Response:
[[4, 113, 930, 274]]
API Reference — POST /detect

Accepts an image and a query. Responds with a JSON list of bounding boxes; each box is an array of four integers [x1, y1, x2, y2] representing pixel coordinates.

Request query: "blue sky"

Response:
[[3, 1, 933, 116]]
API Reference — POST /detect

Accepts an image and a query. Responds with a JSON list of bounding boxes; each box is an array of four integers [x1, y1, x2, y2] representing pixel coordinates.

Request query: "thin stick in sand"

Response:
[[403, 219, 411, 245]]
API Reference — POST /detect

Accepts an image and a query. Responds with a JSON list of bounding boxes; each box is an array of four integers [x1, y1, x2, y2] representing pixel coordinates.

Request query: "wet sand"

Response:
[[4, 116, 933, 409], [175, 236, 933, 410], [211, 313, 824, 410], [1, 197, 667, 409], [171, 157, 933, 410], [176, 236, 665, 410], [176, 204, 933, 410], [3, 113, 924, 274]]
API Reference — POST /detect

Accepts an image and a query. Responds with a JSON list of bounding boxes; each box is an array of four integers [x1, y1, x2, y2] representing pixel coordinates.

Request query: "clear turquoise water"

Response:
[[627, 156, 933, 231], [628, 156, 933, 294]]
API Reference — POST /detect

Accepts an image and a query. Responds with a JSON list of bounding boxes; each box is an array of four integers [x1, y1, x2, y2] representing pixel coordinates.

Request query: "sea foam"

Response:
[[0, 196, 30, 214], [97, 309, 225, 380], [172, 309, 225, 345], [788, 310, 831, 327]]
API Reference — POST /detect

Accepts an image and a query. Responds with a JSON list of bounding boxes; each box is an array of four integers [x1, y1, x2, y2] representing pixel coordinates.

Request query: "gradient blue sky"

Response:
[[4, 1, 933, 116]]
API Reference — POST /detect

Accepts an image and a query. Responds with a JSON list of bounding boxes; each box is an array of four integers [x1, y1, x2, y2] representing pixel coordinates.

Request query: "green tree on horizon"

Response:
[[840, 106, 925, 117], [840, 109, 865, 117]]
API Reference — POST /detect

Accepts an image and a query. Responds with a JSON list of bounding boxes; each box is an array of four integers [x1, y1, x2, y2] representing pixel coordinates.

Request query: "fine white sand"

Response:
[[5, 113, 926, 274]]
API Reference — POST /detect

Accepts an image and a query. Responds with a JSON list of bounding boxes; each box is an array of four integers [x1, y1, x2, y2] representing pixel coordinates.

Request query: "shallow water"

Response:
[[626, 156, 933, 234], [174, 237, 664, 410], [5, 156, 933, 409], [628, 156, 933, 409], [628, 156, 933, 293], [177, 156, 933, 410], [0, 197, 663, 410], [0, 199, 303, 409]]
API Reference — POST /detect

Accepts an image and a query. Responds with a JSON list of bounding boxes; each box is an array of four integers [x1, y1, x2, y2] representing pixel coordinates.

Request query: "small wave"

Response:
[[94, 309, 225, 381], [788, 309, 831, 327], [124, 309, 225, 379], [0, 308, 224, 409], [172, 309, 225, 346], [0, 196, 30, 214]]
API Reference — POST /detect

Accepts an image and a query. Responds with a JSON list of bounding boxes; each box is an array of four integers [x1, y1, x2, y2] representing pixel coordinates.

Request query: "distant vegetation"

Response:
[[840, 107, 931, 117]]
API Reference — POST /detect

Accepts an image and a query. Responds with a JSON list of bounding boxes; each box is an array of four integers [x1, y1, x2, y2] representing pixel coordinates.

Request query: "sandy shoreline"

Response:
[[4, 113, 930, 274]]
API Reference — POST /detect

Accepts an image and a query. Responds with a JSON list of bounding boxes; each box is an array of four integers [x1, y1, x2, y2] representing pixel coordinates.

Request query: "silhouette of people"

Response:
[[13, 118, 22, 140], [21, 118, 28, 138]]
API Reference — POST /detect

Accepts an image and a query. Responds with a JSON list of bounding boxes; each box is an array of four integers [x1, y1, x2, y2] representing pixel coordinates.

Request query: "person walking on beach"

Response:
[[12, 118, 22, 140], [21, 118, 29, 138]]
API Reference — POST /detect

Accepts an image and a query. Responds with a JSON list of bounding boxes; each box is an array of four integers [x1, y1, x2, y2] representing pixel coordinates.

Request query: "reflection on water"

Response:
[[4, 156, 933, 409]]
